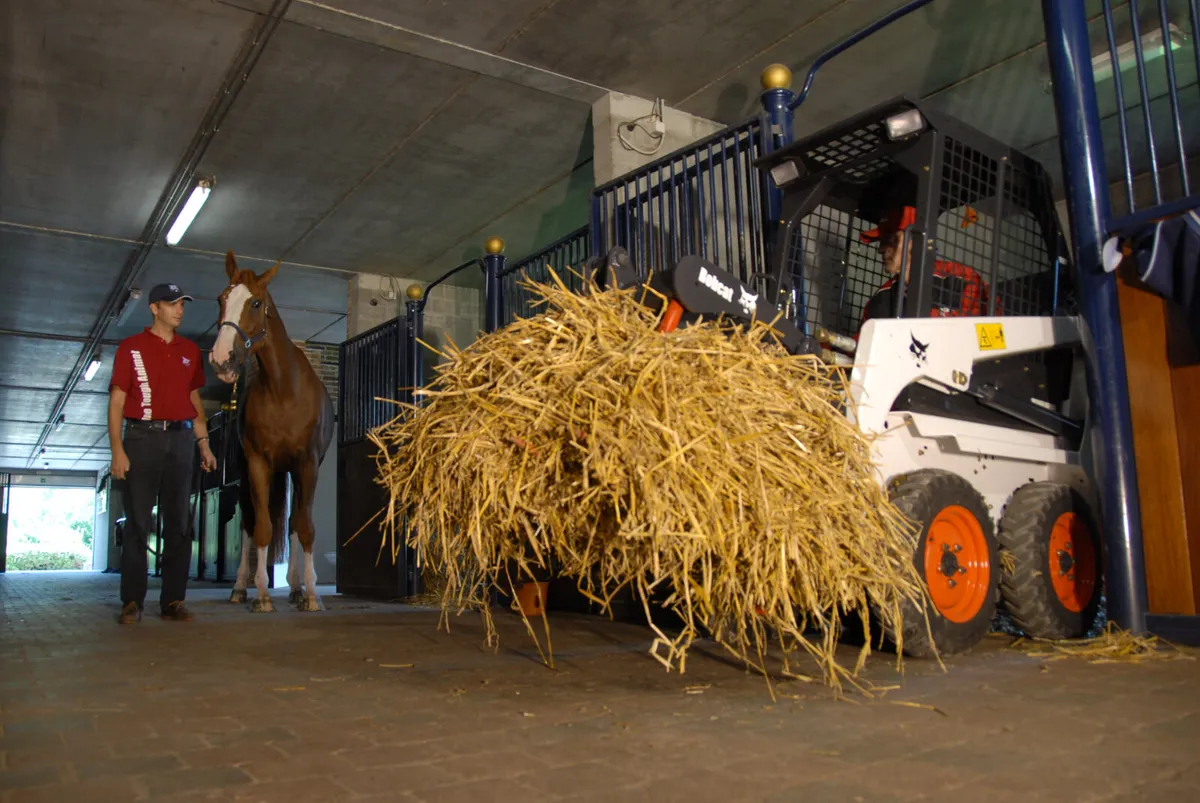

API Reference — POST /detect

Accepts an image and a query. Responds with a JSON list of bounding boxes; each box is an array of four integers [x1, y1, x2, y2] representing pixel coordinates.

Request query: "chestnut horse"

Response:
[[209, 251, 335, 612]]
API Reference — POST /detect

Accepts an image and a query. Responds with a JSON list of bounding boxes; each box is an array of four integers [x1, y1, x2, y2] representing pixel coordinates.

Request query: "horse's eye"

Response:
[[252, 299, 262, 309]]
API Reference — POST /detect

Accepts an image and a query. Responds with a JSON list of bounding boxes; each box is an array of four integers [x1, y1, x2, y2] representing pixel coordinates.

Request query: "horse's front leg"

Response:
[[292, 458, 323, 612], [229, 527, 251, 604], [287, 529, 304, 606], [244, 449, 276, 613]]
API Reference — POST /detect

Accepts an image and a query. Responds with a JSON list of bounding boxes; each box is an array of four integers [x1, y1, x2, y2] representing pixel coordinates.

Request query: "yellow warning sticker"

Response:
[[975, 323, 1006, 351]]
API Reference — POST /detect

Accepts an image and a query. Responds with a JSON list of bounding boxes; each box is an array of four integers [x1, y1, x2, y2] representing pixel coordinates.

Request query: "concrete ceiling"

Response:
[[1, 0, 1196, 473]]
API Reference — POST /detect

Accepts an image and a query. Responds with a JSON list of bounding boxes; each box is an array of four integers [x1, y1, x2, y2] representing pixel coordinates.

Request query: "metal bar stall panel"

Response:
[[498, 227, 591, 328], [1041, 0, 1148, 634], [1102, 0, 1200, 232], [590, 117, 767, 284]]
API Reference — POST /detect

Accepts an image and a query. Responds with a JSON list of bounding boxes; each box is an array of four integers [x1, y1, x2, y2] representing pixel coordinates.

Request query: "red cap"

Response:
[[860, 206, 918, 244]]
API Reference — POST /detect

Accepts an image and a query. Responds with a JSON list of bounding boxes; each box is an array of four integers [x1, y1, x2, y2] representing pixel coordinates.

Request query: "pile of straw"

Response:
[[370, 272, 928, 693], [1010, 622, 1196, 664]]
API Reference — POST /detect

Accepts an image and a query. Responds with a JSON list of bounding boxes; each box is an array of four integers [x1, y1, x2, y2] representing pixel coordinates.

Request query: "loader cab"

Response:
[[753, 97, 1076, 343], [754, 98, 1087, 448]]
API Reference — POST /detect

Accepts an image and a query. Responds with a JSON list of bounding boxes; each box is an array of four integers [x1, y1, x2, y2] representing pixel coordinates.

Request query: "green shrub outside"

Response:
[[6, 552, 89, 571]]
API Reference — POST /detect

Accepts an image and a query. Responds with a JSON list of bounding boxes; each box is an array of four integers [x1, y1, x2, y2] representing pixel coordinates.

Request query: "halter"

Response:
[[218, 318, 268, 352], [217, 289, 271, 354]]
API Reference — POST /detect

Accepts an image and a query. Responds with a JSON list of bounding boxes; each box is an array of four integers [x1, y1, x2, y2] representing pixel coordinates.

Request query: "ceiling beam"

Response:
[[282, 0, 610, 106], [24, 0, 296, 469], [0, 219, 356, 277], [0, 418, 107, 427], [0, 328, 122, 347], [0, 383, 108, 396]]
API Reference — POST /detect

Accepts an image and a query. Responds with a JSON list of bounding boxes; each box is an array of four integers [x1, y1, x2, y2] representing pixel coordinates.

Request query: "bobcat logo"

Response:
[[738, 288, 758, 316], [909, 333, 929, 361]]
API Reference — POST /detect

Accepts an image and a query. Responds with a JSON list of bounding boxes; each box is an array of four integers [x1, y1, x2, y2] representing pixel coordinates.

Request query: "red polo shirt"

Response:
[[110, 328, 206, 421]]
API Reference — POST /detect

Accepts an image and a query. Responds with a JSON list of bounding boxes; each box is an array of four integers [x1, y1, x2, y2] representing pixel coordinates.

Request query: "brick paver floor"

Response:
[[1, 571, 1198, 802]]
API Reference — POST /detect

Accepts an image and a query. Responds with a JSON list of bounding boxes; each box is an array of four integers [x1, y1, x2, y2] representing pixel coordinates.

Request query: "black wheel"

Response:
[[997, 482, 1102, 639], [885, 470, 1000, 658]]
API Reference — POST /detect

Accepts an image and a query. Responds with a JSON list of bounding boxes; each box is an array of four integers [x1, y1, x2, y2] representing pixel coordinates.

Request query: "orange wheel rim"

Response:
[[1048, 512, 1096, 613], [923, 505, 990, 623]]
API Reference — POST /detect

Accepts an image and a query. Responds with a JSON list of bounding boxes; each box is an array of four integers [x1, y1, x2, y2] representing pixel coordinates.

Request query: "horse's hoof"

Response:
[[288, 589, 303, 605], [229, 589, 248, 604], [298, 596, 323, 613], [251, 597, 276, 613]]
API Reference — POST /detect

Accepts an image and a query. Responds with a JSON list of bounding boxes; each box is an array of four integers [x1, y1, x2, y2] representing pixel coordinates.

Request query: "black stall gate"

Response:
[[336, 315, 418, 600]]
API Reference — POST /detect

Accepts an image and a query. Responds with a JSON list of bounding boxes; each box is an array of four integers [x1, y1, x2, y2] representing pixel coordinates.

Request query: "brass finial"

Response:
[[760, 63, 793, 91], [406, 283, 424, 301], [484, 236, 505, 255]]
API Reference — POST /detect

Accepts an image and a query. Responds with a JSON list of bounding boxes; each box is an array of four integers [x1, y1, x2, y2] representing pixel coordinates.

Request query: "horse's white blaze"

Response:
[[254, 545, 270, 600], [211, 283, 252, 369], [233, 528, 251, 591]]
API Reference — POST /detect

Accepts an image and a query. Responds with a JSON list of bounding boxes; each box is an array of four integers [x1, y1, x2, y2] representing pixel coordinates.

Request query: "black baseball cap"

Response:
[[148, 283, 194, 305]]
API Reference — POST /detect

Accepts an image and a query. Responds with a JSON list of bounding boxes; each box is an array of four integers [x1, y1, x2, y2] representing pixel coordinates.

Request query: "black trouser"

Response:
[[119, 423, 196, 611]]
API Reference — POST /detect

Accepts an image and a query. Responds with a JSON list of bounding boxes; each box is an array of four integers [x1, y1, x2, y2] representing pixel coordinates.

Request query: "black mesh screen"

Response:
[[782, 133, 1067, 341], [788, 205, 891, 338]]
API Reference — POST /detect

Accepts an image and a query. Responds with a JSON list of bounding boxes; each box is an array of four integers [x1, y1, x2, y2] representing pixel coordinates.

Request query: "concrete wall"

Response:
[[92, 473, 111, 571], [591, 92, 725, 186], [347, 272, 483, 359]]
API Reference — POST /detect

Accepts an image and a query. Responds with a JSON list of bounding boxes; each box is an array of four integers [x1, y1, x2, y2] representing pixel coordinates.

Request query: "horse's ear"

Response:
[[257, 260, 280, 286], [225, 250, 238, 281]]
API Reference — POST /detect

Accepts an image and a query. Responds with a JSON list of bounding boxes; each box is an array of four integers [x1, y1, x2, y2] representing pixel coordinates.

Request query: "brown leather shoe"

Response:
[[118, 602, 142, 624], [160, 601, 193, 621]]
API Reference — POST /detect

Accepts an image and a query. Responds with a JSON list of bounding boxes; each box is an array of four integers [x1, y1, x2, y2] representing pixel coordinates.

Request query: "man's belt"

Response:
[[125, 418, 193, 431]]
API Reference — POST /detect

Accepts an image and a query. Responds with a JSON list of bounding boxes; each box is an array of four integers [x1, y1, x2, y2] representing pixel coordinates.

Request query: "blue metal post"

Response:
[[759, 64, 797, 225], [760, 65, 798, 316], [1041, 0, 1147, 633], [403, 288, 425, 598], [404, 292, 424, 409], [483, 236, 506, 334]]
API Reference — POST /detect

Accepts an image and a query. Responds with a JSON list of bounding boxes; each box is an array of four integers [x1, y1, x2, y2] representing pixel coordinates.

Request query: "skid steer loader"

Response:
[[589, 96, 1104, 658]]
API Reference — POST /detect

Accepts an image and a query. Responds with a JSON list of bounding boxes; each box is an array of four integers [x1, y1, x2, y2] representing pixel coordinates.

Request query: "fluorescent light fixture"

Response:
[[886, 109, 925, 140], [1093, 24, 1185, 84], [165, 178, 212, 246], [116, 288, 142, 326], [84, 358, 102, 382], [54, 415, 66, 432]]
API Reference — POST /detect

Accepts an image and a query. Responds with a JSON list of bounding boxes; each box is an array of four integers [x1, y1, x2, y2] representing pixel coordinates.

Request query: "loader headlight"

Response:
[[885, 109, 925, 140], [769, 159, 802, 188]]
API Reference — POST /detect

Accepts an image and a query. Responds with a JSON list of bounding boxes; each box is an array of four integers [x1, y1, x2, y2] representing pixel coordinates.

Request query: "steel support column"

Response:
[[1040, 0, 1147, 633]]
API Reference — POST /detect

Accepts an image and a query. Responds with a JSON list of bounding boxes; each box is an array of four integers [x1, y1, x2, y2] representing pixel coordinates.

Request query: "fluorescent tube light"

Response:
[[84, 359, 102, 382], [116, 288, 142, 326], [165, 178, 212, 246], [1093, 24, 1185, 84]]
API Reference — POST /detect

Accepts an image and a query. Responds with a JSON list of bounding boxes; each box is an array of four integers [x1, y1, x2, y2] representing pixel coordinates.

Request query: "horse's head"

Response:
[[210, 250, 279, 384]]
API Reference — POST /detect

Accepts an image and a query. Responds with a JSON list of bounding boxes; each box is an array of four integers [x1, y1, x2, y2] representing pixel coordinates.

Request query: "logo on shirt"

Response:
[[131, 350, 152, 420], [182, 356, 191, 367]]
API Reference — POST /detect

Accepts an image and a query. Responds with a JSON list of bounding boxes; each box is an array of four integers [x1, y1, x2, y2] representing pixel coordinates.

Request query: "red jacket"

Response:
[[860, 259, 998, 332]]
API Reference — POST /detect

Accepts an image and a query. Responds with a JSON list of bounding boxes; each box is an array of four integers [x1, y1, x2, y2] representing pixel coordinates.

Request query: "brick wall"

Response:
[[297, 340, 341, 412]]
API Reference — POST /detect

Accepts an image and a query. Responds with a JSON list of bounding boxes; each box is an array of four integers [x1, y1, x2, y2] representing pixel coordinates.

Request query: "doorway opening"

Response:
[[4, 485, 96, 571]]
